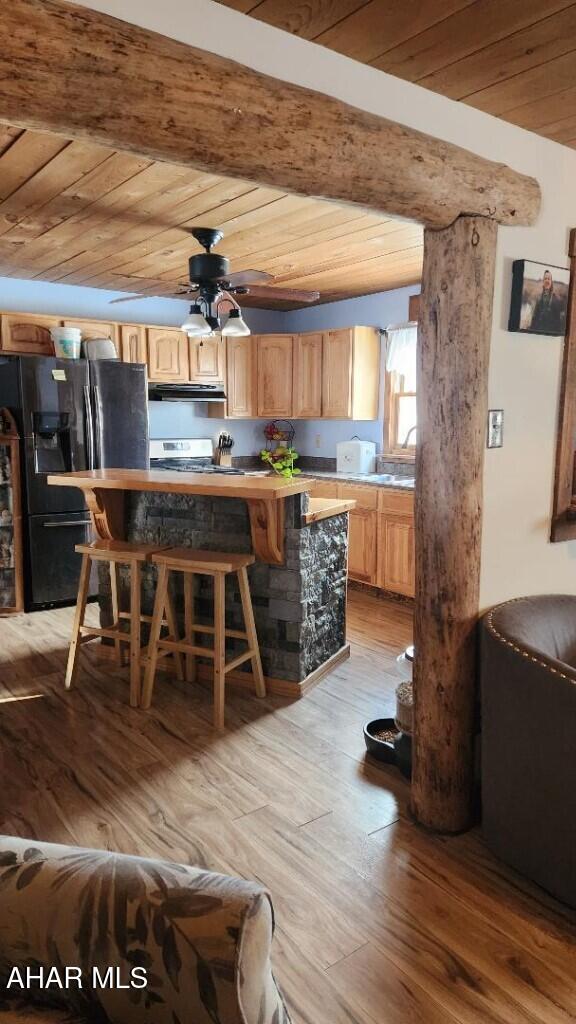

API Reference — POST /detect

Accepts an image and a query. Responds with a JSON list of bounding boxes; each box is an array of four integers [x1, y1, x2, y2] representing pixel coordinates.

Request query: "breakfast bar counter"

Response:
[[48, 469, 312, 565], [48, 469, 353, 694]]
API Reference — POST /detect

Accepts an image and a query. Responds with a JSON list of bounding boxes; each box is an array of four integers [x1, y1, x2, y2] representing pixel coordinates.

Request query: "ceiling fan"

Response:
[[109, 227, 320, 337]]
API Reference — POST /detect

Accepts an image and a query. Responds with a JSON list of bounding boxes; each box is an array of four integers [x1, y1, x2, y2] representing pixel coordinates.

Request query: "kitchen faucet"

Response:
[[401, 425, 417, 448]]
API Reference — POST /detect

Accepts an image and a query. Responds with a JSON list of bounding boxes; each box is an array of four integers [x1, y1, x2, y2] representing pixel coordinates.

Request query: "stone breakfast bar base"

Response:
[[48, 470, 355, 697], [103, 491, 350, 696]]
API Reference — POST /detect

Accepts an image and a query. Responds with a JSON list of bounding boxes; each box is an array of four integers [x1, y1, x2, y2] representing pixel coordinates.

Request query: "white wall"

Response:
[[36, 0, 576, 606]]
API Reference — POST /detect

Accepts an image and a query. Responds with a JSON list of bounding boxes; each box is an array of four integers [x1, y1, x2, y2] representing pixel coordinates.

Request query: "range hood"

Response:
[[148, 382, 226, 402]]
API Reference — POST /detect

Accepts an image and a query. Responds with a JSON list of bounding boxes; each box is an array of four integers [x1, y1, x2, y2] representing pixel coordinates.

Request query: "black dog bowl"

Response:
[[363, 717, 398, 765]]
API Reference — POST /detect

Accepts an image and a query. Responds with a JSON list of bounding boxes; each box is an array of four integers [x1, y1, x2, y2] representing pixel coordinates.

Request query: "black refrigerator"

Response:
[[0, 356, 149, 609]]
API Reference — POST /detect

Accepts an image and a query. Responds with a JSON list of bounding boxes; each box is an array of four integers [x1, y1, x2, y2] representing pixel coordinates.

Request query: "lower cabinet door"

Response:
[[347, 509, 378, 584], [380, 515, 415, 596]]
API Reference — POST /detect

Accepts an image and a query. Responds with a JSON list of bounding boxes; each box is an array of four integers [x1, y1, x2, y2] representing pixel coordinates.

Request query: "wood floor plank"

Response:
[[326, 940, 463, 1024], [0, 591, 574, 1024]]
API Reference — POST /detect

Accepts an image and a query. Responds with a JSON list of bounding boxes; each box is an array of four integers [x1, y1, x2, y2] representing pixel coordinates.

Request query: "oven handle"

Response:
[[43, 520, 93, 528]]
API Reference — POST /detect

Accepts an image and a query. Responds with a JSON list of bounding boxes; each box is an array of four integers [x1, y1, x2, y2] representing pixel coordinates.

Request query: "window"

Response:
[[383, 324, 417, 457]]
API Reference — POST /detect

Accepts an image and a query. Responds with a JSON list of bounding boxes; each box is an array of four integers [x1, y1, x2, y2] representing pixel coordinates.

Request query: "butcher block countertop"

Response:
[[47, 468, 312, 501], [303, 497, 356, 524]]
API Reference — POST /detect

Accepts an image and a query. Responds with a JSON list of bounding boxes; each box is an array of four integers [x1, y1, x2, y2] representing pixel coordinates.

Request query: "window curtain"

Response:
[[386, 324, 417, 390]]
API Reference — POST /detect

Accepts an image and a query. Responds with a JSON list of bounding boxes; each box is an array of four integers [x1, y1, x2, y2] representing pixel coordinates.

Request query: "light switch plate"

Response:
[[487, 409, 504, 448]]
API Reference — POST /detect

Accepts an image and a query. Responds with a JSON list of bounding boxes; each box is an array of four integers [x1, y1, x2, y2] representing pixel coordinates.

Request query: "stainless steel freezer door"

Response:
[[89, 360, 149, 468], [27, 511, 97, 608]]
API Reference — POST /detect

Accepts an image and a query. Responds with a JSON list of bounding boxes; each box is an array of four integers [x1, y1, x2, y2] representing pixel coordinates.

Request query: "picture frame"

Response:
[[508, 259, 570, 337]]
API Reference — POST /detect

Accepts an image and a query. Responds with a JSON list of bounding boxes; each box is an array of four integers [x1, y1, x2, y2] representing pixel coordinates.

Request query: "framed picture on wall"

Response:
[[508, 259, 570, 337]]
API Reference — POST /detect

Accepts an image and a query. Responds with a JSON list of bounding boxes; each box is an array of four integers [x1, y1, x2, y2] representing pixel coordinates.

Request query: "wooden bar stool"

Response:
[[141, 548, 266, 729], [65, 539, 182, 707]]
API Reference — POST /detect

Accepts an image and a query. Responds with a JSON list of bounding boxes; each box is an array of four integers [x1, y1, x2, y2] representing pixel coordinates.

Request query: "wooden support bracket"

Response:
[[85, 488, 125, 541], [247, 498, 285, 565]]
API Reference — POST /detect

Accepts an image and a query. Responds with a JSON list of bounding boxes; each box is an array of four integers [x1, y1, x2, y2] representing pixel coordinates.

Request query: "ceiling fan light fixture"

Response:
[[181, 303, 210, 336], [221, 308, 251, 337]]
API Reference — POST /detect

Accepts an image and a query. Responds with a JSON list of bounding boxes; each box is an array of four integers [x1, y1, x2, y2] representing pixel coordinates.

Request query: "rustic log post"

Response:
[[412, 215, 497, 834]]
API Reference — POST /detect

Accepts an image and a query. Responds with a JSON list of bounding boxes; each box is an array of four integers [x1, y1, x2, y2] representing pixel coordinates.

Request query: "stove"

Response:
[[149, 437, 245, 475]]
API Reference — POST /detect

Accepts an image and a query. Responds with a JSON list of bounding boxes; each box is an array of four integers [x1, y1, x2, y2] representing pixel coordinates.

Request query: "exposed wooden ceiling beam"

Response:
[[0, 0, 540, 229]]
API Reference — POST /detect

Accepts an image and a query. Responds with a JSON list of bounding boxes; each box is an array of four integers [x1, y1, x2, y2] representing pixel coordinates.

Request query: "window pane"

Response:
[[396, 395, 417, 446]]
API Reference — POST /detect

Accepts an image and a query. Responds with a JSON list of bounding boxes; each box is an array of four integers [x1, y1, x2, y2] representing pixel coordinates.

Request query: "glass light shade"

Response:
[[181, 304, 210, 336], [221, 308, 251, 337]]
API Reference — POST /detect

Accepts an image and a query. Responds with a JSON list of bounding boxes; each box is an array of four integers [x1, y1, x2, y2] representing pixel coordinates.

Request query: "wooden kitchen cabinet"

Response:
[[378, 514, 415, 597], [293, 332, 322, 418], [322, 326, 379, 420], [226, 336, 256, 418], [348, 508, 378, 584], [147, 328, 189, 383], [189, 336, 225, 383], [119, 324, 147, 364], [257, 334, 294, 418], [322, 329, 352, 417], [63, 318, 119, 355], [310, 480, 339, 498], [308, 476, 415, 596], [1, 313, 60, 356]]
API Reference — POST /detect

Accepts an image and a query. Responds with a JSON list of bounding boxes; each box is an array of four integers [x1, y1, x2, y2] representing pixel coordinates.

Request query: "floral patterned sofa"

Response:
[[0, 836, 291, 1024]]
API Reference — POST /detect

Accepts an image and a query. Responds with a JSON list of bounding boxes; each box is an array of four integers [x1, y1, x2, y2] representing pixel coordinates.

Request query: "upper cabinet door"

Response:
[[1, 314, 60, 356], [226, 336, 255, 418], [189, 336, 225, 383], [293, 332, 322, 418], [63, 319, 119, 356], [119, 324, 147, 364], [147, 328, 190, 383], [322, 329, 352, 418], [257, 335, 293, 418]]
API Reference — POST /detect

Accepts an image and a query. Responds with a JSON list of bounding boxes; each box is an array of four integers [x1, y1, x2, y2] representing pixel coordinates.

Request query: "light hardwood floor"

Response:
[[1, 590, 576, 1024]]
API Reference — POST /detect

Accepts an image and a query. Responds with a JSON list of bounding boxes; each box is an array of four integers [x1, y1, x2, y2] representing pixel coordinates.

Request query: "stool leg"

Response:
[[184, 572, 196, 683], [213, 573, 226, 730], [110, 562, 123, 666], [65, 554, 91, 690], [141, 562, 169, 709], [238, 566, 266, 698], [129, 560, 142, 708], [165, 578, 184, 682]]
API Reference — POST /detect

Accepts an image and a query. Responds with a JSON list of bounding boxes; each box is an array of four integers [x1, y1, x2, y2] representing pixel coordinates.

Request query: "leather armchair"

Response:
[[481, 594, 576, 908], [0, 836, 291, 1024]]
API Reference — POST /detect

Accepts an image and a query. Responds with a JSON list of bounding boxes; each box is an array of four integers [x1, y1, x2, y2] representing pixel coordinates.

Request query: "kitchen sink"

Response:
[[346, 473, 415, 486]]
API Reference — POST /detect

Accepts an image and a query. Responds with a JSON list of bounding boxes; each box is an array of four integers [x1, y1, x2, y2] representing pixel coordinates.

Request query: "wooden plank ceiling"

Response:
[[0, 126, 422, 309], [218, 0, 576, 149]]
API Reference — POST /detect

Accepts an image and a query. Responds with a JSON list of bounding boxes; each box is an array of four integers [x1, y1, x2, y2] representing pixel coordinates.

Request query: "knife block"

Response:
[[214, 450, 232, 467]]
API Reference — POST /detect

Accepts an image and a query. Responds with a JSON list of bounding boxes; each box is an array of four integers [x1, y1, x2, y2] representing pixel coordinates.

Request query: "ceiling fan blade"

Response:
[[108, 287, 198, 305], [244, 285, 320, 304], [224, 269, 274, 287]]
